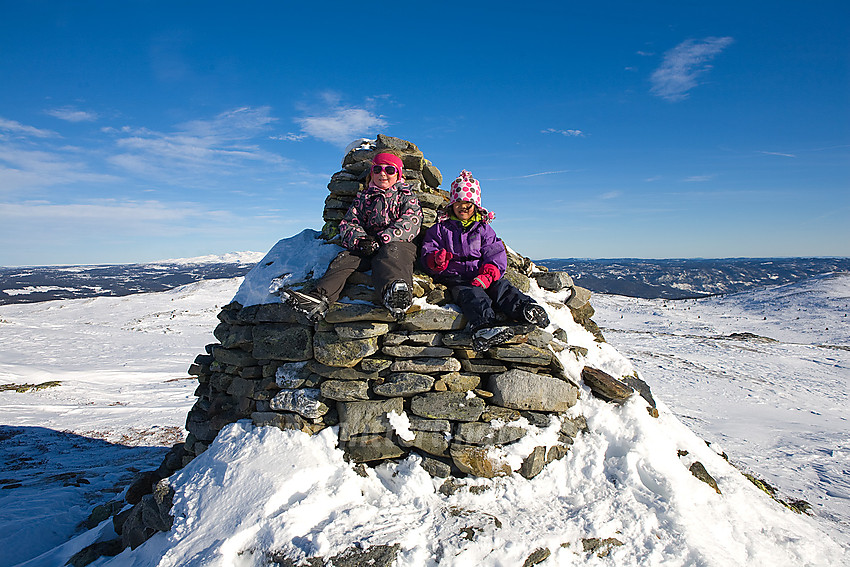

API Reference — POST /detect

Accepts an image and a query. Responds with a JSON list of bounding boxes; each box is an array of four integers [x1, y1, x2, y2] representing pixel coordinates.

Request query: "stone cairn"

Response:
[[75, 135, 645, 564]]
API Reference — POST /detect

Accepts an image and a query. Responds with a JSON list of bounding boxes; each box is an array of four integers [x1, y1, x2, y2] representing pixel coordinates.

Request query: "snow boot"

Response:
[[382, 280, 412, 322], [472, 325, 516, 352], [522, 303, 550, 328], [284, 289, 329, 322]]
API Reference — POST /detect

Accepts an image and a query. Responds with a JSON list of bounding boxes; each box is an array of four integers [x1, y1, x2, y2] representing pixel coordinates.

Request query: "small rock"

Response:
[[581, 367, 633, 403]]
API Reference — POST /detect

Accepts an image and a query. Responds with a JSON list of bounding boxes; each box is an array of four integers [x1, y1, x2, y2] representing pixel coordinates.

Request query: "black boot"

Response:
[[382, 280, 412, 322]]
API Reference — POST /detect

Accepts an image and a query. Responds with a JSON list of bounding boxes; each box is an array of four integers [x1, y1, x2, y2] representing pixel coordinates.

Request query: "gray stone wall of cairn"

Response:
[[83, 136, 648, 560]]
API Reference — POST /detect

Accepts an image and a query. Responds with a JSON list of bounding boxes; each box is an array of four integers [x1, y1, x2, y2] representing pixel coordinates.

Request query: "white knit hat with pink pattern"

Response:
[[446, 169, 495, 222], [449, 170, 482, 207]]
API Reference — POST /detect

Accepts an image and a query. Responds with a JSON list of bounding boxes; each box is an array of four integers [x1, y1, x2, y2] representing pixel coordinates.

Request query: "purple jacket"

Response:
[[420, 218, 508, 284], [339, 182, 423, 250]]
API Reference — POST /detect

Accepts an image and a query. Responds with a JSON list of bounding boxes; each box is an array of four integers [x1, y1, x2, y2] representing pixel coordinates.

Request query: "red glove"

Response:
[[426, 249, 453, 272], [471, 264, 501, 289]]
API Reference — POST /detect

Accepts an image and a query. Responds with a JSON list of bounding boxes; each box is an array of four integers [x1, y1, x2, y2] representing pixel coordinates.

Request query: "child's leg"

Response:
[[486, 279, 550, 327], [370, 241, 417, 303], [316, 251, 368, 304], [451, 284, 497, 330]]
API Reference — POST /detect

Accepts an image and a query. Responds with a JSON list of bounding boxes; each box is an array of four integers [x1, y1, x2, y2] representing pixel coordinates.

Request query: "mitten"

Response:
[[426, 249, 453, 272], [356, 236, 379, 256], [471, 264, 501, 289]]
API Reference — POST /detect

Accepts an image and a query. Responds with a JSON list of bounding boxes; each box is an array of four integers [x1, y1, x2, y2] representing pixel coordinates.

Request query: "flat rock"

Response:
[[372, 373, 435, 397], [252, 325, 313, 361], [454, 422, 527, 446], [391, 357, 461, 373], [410, 392, 485, 422], [382, 345, 453, 358], [338, 398, 404, 441], [313, 332, 378, 368], [532, 271, 574, 291], [581, 367, 633, 402], [401, 308, 465, 331], [320, 380, 370, 401], [325, 303, 395, 323], [334, 321, 391, 339], [269, 388, 329, 419], [488, 344, 552, 365], [488, 369, 578, 411]]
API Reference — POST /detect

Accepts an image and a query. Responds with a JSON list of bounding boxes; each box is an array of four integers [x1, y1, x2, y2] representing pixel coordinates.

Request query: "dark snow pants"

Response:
[[450, 279, 532, 330], [316, 241, 417, 305]]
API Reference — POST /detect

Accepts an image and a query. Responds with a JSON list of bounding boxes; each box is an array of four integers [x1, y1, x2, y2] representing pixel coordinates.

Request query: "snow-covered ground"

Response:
[[1, 238, 847, 566]]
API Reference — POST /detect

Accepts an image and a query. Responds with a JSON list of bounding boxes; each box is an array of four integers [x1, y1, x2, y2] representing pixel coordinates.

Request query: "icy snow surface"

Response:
[[1, 231, 847, 566]]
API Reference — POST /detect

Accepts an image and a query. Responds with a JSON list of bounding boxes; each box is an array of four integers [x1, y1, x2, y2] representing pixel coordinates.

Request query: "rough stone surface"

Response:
[[313, 332, 378, 368], [391, 357, 461, 373], [338, 398, 404, 441], [372, 373, 435, 397], [401, 308, 465, 331], [454, 422, 527, 446], [532, 271, 573, 291], [581, 367, 633, 402], [320, 380, 370, 401], [334, 321, 391, 339], [488, 370, 578, 411], [450, 444, 512, 478], [410, 392, 485, 422], [269, 388, 329, 419], [252, 325, 313, 361]]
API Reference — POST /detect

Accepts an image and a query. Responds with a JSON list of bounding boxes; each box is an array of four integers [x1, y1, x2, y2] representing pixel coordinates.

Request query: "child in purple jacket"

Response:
[[420, 170, 549, 351]]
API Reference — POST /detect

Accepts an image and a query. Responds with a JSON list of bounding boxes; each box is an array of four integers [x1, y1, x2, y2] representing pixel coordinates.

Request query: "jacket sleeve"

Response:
[[478, 225, 508, 276], [419, 224, 443, 275], [377, 189, 423, 244], [338, 194, 367, 250]]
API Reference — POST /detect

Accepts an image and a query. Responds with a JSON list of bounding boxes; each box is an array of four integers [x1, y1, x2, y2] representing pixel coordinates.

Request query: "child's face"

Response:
[[452, 200, 476, 221]]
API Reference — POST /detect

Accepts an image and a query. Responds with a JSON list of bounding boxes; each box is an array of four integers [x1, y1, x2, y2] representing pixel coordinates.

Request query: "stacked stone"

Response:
[[180, 276, 589, 480], [321, 134, 447, 242]]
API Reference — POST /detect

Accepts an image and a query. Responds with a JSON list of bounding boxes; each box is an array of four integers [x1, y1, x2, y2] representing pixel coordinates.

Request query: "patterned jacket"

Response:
[[339, 182, 423, 249]]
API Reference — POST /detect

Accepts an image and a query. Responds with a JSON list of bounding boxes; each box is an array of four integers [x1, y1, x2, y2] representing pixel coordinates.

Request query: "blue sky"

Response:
[[1, 1, 848, 266]]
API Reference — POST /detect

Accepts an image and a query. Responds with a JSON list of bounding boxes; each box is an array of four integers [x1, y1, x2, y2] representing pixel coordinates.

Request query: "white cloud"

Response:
[[683, 175, 715, 182], [105, 107, 291, 184], [0, 144, 119, 192], [46, 107, 99, 123], [0, 117, 57, 138], [296, 107, 387, 146], [758, 150, 797, 158], [650, 37, 734, 101], [542, 128, 585, 137]]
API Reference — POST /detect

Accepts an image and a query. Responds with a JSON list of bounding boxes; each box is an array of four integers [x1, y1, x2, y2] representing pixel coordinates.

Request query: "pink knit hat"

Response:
[[447, 170, 494, 222]]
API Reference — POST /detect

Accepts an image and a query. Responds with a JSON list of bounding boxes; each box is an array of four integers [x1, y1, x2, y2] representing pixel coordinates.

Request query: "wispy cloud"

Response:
[[542, 128, 585, 137], [295, 95, 388, 145], [682, 175, 715, 182], [105, 107, 290, 184], [0, 142, 119, 192], [650, 37, 734, 101], [0, 117, 57, 138], [45, 107, 99, 123], [758, 150, 796, 158], [484, 170, 576, 181]]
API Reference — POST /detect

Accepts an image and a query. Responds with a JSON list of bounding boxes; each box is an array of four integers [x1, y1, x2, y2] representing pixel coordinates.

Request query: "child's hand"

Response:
[[471, 264, 501, 289], [426, 249, 453, 272]]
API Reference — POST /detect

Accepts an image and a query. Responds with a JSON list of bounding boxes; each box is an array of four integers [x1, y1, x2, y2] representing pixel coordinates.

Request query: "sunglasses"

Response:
[[371, 164, 398, 175]]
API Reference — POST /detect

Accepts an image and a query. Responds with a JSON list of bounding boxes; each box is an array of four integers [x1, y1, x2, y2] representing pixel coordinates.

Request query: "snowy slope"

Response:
[[1, 236, 847, 566]]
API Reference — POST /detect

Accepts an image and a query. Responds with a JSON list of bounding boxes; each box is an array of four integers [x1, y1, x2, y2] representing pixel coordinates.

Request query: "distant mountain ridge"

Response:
[[0, 252, 263, 305], [537, 257, 850, 299], [2, 255, 848, 305]]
